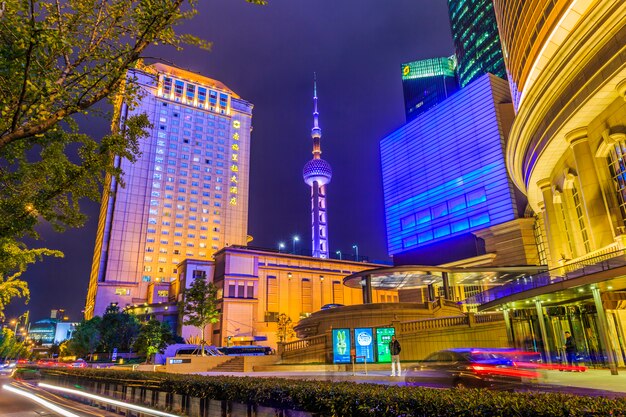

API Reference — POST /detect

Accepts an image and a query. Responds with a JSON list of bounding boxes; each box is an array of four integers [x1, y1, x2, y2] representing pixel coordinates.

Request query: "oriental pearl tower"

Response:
[[303, 75, 332, 258]]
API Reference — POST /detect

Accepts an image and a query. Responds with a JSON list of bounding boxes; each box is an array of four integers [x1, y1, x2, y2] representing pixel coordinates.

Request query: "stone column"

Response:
[[592, 287, 619, 375], [535, 300, 552, 365], [566, 127, 614, 249], [502, 308, 514, 346], [442, 271, 451, 300], [362, 275, 372, 304], [537, 179, 564, 266]]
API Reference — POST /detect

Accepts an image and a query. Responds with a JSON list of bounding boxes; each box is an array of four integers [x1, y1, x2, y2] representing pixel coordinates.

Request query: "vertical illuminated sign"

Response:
[[376, 327, 396, 363], [332, 329, 351, 363], [229, 119, 240, 206], [354, 328, 374, 363]]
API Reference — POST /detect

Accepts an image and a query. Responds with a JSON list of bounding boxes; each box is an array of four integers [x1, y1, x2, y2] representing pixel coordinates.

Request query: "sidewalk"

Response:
[[541, 369, 626, 394]]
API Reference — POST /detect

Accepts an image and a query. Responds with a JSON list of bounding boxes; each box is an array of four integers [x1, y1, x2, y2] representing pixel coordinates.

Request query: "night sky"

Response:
[[7, 1, 454, 322]]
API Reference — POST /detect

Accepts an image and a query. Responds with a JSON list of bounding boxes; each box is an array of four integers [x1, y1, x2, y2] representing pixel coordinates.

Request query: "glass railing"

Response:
[[465, 249, 626, 305]]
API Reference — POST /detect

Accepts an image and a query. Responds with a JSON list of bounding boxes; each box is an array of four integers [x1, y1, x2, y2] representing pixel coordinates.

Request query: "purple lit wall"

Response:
[[380, 74, 518, 257]]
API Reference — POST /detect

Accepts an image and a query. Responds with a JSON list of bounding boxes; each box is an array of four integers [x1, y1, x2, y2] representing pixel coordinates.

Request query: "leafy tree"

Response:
[[0, 0, 267, 304], [276, 313, 296, 343], [133, 319, 173, 364], [100, 304, 140, 353], [0, 238, 62, 319], [179, 278, 220, 356], [48, 342, 60, 359], [0, 328, 29, 360], [67, 316, 102, 360]]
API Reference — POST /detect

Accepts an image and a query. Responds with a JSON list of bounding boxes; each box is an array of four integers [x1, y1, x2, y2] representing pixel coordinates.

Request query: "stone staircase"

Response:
[[210, 356, 245, 372]]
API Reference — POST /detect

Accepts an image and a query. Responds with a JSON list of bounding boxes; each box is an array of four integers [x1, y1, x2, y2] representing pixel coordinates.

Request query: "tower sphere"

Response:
[[303, 158, 332, 187]]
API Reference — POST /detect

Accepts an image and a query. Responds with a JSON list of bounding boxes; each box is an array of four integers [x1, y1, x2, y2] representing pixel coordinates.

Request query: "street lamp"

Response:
[[352, 244, 359, 262], [292, 235, 300, 254], [335, 250, 342, 260], [278, 242, 285, 252]]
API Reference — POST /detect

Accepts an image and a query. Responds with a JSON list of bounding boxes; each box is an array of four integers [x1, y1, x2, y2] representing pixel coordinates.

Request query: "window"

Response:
[[400, 214, 416, 230], [114, 288, 130, 296], [448, 195, 467, 213], [416, 209, 431, 225], [403, 236, 418, 249], [431, 203, 448, 218], [467, 188, 487, 206]]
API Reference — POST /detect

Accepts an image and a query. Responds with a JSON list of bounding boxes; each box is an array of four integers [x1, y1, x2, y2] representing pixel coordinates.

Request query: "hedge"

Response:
[[34, 368, 626, 417]]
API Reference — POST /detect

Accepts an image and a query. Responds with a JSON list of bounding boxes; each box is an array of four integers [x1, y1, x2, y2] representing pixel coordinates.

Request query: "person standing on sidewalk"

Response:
[[564, 331, 578, 369], [389, 335, 401, 376]]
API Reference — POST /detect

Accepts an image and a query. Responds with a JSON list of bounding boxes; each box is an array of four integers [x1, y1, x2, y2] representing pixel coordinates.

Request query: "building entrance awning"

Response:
[[343, 265, 546, 290]]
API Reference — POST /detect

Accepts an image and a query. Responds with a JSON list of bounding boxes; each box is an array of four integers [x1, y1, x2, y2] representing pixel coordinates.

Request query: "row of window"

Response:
[[402, 212, 491, 249], [162, 77, 229, 111], [400, 187, 488, 231]]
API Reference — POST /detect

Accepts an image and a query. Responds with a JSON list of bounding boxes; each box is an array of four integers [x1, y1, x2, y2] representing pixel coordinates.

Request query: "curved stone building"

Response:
[[497, 0, 626, 267], [491, 0, 626, 372]]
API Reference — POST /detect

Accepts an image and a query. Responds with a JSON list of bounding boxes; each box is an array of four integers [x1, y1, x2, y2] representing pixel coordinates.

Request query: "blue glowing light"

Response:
[[381, 75, 518, 256]]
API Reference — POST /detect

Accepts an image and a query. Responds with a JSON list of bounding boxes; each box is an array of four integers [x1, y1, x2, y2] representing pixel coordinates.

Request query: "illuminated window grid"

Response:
[[447, 0, 507, 87], [533, 216, 549, 266], [571, 184, 591, 253], [607, 141, 626, 230]]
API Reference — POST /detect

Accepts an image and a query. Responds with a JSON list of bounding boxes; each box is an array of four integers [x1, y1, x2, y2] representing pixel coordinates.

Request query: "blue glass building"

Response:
[[381, 74, 519, 261], [401, 56, 459, 122], [447, 0, 507, 87]]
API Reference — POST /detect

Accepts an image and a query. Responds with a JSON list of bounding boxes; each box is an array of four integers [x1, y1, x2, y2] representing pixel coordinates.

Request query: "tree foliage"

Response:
[[276, 313, 295, 343], [100, 304, 141, 353], [0, 238, 62, 319], [0, 0, 267, 305], [179, 278, 220, 356], [0, 328, 30, 360], [133, 318, 174, 363], [67, 316, 102, 360]]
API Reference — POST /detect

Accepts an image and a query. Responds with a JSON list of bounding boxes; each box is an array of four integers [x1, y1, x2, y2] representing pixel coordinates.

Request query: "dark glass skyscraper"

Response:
[[401, 56, 459, 122], [447, 0, 507, 87]]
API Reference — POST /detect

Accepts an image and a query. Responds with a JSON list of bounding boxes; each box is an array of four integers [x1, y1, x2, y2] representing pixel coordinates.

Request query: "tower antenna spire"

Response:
[[303, 73, 331, 258]]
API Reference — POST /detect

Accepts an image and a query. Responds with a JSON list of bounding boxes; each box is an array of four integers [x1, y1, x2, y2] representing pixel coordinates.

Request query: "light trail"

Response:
[[39, 382, 181, 417], [3, 384, 83, 417]]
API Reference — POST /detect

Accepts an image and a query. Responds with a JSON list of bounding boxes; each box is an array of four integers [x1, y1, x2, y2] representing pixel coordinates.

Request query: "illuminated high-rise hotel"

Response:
[[85, 63, 253, 318], [303, 77, 332, 258]]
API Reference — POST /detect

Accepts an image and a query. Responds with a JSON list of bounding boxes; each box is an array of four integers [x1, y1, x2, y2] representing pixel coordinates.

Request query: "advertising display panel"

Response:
[[332, 329, 351, 363], [354, 328, 374, 363], [376, 327, 396, 363]]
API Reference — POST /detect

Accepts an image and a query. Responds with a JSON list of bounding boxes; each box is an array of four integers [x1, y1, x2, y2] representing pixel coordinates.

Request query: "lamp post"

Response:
[[292, 235, 300, 254], [320, 276, 325, 306], [352, 244, 359, 262], [336, 250, 342, 260], [278, 242, 285, 252]]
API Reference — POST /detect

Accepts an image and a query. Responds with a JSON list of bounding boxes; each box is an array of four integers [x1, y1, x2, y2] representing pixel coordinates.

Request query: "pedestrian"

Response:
[[563, 331, 577, 369], [389, 335, 401, 376]]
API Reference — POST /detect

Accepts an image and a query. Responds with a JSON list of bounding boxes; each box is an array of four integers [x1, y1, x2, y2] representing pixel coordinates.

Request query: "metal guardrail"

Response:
[[465, 249, 626, 305]]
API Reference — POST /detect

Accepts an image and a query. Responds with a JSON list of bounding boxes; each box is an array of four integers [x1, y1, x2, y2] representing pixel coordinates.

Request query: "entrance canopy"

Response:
[[343, 265, 547, 291]]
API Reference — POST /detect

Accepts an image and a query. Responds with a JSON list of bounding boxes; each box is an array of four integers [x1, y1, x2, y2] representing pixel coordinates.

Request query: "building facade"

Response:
[[303, 78, 332, 258], [164, 247, 395, 348], [483, 0, 626, 371], [401, 56, 459, 122], [447, 0, 507, 87], [381, 74, 536, 266], [85, 63, 253, 318]]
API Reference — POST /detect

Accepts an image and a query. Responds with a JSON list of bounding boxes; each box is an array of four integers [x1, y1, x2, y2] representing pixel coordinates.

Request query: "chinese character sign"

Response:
[[229, 119, 241, 206]]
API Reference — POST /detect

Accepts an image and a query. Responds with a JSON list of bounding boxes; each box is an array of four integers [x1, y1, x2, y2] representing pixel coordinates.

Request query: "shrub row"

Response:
[[36, 368, 626, 417]]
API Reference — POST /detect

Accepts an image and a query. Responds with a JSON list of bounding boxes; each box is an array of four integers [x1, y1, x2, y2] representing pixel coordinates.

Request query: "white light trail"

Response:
[[3, 384, 82, 417], [38, 382, 180, 417]]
